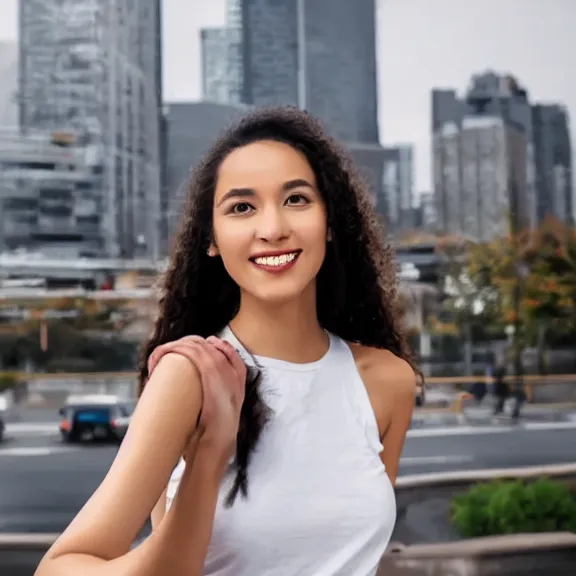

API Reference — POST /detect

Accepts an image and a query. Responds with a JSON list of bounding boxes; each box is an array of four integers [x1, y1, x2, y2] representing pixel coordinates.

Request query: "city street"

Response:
[[1, 412, 575, 535]]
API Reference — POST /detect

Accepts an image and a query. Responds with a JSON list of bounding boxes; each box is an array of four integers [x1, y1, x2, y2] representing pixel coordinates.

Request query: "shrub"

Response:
[[0, 373, 17, 392], [451, 478, 576, 538]]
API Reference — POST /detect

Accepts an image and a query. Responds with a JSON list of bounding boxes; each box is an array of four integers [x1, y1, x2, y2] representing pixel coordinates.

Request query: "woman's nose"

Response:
[[256, 207, 289, 242]]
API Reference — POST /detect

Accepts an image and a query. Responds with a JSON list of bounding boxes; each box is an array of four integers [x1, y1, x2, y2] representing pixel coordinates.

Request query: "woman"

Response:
[[35, 107, 416, 576]]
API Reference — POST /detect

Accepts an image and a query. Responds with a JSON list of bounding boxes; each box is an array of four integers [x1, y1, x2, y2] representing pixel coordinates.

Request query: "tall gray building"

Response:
[[432, 73, 536, 241], [0, 42, 18, 127], [225, 0, 244, 104], [164, 101, 250, 241], [532, 104, 573, 224], [239, 0, 379, 144], [19, 0, 163, 259], [382, 145, 415, 233], [433, 72, 574, 239], [418, 192, 437, 232], [201, 28, 242, 104]]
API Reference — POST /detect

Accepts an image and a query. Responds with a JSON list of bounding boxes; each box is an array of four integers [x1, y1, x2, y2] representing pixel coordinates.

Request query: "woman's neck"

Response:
[[229, 287, 328, 364]]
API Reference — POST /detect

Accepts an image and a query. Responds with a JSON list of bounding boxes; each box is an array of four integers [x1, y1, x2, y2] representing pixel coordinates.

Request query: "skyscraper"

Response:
[[19, 0, 163, 259], [382, 145, 415, 233], [225, 0, 244, 104], [201, 28, 242, 104], [432, 72, 536, 240], [532, 104, 573, 224], [239, 0, 379, 144], [223, 0, 385, 211]]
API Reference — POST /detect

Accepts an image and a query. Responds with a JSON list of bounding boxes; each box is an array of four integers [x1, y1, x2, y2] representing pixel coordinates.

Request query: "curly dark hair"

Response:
[[138, 105, 416, 506]]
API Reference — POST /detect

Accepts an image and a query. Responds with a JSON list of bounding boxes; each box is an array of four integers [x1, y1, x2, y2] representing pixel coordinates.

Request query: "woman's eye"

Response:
[[231, 202, 253, 214], [285, 194, 309, 206]]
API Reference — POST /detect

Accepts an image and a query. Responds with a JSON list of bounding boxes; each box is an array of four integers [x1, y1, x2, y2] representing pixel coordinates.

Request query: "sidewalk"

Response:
[[413, 400, 576, 428]]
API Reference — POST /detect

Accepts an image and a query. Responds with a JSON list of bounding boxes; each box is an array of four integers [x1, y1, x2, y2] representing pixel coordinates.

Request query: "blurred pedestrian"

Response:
[[492, 359, 509, 415]]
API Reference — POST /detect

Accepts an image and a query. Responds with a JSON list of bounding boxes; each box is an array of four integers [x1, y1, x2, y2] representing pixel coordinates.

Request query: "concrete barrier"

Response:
[[393, 463, 576, 546], [377, 532, 576, 575], [0, 533, 57, 576], [1, 531, 575, 576]]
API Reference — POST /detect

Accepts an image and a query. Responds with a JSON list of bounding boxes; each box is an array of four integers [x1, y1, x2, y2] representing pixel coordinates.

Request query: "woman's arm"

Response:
[[34, 353, 224, 576], [150, 488, 168, 531], [377, 363, 415, 486], [351, 345, 416, 487]]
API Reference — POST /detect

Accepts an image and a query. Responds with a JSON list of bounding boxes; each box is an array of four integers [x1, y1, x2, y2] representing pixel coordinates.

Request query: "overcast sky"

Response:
[[0, 0, 574, 193]]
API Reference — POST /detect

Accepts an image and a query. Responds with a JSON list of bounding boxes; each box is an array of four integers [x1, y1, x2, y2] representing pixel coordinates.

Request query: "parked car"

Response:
[[59, 394, 133, 444]]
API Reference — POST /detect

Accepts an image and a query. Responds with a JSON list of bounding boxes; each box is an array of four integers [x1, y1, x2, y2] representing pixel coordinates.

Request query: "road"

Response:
[[1, 415, 575, 534]]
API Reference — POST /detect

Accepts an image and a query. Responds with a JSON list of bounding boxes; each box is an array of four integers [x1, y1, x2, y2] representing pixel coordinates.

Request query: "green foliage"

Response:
[[0, 372, 17, 391], [436, 218, 576, 344], [434, 237, 501, 337], [0, 322, 138, 372], [451, 478, 576, 538]]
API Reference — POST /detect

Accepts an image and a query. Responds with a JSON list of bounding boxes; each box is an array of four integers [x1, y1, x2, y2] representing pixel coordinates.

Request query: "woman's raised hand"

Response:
[[148, 336, 246, 461]]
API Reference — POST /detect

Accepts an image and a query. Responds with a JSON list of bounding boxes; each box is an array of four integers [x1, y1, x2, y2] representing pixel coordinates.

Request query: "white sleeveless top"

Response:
[[166, 326, 396, 575]]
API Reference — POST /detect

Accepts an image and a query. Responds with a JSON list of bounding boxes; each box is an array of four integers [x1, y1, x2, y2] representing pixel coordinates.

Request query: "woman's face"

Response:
[[211, 140, 328, 304]]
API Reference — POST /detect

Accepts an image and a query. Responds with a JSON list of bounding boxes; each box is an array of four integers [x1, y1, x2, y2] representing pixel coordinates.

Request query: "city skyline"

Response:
[[1, 0, 575, 195]]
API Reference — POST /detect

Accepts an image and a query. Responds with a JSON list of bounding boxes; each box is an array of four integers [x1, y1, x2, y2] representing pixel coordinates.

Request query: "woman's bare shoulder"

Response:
[[43, 353, 202, 562], [348, 342, 416, 396]]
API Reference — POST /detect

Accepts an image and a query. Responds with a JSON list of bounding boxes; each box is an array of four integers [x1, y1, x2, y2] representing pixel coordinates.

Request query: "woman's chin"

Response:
[[241, 280, 314, 307]]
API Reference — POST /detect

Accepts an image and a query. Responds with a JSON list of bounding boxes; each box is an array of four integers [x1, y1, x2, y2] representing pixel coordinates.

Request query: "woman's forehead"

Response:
[[217, 141, 315, 187]]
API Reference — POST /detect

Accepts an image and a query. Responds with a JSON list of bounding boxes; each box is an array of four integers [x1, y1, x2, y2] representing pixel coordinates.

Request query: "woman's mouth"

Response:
[[249, 250, 301, 272]]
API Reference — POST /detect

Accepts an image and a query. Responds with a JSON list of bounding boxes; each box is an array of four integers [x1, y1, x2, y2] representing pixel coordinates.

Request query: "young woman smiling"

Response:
[[35, 107, 417, 576]]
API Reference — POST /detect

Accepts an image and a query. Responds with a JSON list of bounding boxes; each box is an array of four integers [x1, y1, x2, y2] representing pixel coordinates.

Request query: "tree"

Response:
[[453, 217, 576, 372], [433, 235, 499, 374], [0, 293, 153, 372]]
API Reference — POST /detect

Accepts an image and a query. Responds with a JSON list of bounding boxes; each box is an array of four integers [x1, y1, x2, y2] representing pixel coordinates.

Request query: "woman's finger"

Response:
[[206, 337, 246, 379], [147, 336, 205, 374]]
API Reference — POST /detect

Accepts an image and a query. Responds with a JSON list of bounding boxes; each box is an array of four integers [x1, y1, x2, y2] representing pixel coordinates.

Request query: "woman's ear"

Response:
[[208, 242, 219, 257]]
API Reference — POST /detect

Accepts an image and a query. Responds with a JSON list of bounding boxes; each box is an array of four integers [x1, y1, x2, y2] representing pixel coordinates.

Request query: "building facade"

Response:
[[0, 129, 105, 257], [418, 192, 438, 232], [432, 73, 535, 240], [532, 104, 573, 224], [163, 101, 250, 243], [19, 0, 163, 259], [0, 42, 18, 127], [433, 72, 573, 239], [382, 145, 415, 234], [239, 0, 379, 144], [225, 0, 244, 105], [201, 28, 242, 104]]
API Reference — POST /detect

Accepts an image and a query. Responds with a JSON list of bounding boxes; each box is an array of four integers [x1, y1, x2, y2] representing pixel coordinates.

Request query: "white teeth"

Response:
[[254, 252, 298, 266]]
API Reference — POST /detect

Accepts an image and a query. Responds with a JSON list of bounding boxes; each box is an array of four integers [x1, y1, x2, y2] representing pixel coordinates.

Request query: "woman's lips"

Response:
[[249, 250, 301, 273]]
